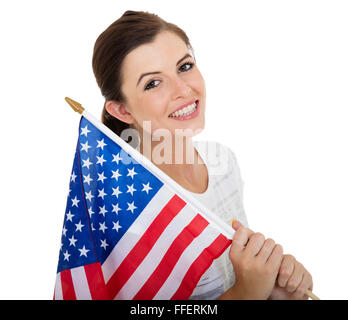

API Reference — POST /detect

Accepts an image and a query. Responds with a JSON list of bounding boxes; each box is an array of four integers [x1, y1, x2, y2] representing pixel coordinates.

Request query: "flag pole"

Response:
[[65, 97, 320, 300], [305, 290, 320, 300], [65, 97, 234, 240], [65, 97, 84, 114], [64, 97, 235, 239]]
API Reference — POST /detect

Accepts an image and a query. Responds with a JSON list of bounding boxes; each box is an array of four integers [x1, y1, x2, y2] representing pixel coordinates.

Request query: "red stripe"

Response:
[[171, 233, 232, 300], [106, 194, 186, 299], [60, 269, 77, 300], [133, 214, 209, 300], [84, 262, 109, 300]]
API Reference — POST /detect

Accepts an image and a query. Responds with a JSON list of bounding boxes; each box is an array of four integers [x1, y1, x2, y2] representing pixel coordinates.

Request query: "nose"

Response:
[[171, 75, 191, 100]]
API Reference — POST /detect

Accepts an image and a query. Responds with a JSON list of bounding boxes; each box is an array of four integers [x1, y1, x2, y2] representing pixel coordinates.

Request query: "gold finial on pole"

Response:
[[65, 97, 85, 114]]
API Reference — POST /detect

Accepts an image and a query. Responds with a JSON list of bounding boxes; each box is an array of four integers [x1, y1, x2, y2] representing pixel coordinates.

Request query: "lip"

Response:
[[169, 99, 198, 116], [169, 100, 200, 121]]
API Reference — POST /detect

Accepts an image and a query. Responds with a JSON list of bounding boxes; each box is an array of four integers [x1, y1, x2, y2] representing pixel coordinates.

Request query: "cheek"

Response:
[[147, 99, 168, 118], [133, 96, 169, 125], [191, 72, 206, 95]]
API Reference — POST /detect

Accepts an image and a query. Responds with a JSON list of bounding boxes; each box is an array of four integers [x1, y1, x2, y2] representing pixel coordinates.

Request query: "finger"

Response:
[[231, 220, 254, 233], [231, 219, 243, 231], [256, 238, 276, 264], [231, 226, 254, 254], [286, 261, 304, 294], [293, 270, 313, 300], [277, 254, 295, 288], [265, 244, 283, 274], [244, 232, 265, 256]]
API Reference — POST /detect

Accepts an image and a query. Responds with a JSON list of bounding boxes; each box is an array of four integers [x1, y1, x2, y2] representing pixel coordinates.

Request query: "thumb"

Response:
[[231, 219, 243, 231]]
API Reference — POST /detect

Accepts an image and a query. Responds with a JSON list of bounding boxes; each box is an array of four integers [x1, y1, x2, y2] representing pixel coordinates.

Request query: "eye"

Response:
[[144, 79, 160, 91], [179, 62, 194, 72], [143, 62, 195, 91]]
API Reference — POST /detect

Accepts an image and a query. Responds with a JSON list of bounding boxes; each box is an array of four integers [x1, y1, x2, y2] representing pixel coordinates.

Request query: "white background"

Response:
[[0, 0, 347, 299]]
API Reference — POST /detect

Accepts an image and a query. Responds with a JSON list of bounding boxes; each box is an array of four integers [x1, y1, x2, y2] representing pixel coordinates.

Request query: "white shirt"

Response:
[[187, 140, 249, 300]]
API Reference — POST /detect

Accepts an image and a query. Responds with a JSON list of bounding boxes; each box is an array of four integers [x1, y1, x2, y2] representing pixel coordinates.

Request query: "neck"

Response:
[[137, 131, 201, 184]]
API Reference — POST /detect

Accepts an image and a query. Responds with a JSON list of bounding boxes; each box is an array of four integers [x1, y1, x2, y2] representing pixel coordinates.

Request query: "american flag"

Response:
[[54, 114, 232, 300]]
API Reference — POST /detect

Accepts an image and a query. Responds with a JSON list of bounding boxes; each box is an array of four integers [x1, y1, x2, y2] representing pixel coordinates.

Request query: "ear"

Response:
[[105, 100, 135, 124]]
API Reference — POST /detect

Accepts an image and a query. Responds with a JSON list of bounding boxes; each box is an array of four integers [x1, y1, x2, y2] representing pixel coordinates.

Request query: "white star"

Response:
[[142, 182, 153, 194], [71, 196, 80, 207], [96, 154, 106, 166], [91, 223, 96, 231], [88, 206, 94, 217], [126, 184, 137, 196], [82, 158, 92, 169], [112, 153, 122, 165], [97, 171, 107, 183], [71, 171, 77, 183], [62, 225, 67, 236], [85, 190, 94, 202], [111, 169, 122, 181], [100, 239, 109, 250], [99, 221, 108, 233], [98, 188, 107, 199], [75, 220, 84, 232], [112, 186, 122, 198], [68, 235, 77, 247], [80, 125, 91, 137], [96, 138, 107, 150], [127, 201, 137, 214], [83, 174, 93, 186], [81, 141, 91, 153], [112, 220, 122, 232], [63, 250, 71, 261], [79, 245, 90, 257], [112, 203, 121, 215], [66, 210, 74, 222], [127, 167, 138, 179], [98, 205, 107, 217]]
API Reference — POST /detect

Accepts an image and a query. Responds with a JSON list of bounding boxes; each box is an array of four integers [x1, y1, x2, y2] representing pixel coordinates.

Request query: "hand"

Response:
[[228, 220, 283, 300], [269, 254, 314, 300]]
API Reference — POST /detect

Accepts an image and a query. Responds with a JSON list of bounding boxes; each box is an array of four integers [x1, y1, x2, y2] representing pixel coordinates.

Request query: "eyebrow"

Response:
[[136, 53, 193, 87]]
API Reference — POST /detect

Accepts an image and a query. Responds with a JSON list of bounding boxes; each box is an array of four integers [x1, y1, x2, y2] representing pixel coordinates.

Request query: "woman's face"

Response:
[[118, 31, 206, 138]]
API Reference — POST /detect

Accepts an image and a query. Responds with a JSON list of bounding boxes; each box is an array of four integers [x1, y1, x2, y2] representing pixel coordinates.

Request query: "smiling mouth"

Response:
[[168, 100, 198, 118]]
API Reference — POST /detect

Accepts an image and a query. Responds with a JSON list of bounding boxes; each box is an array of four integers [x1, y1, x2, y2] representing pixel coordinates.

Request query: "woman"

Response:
[[92, 10, 313, 300]]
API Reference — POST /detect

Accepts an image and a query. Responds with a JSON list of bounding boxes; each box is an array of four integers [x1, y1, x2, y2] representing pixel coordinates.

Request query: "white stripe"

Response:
[[83, 110, 233, 239], [102, 186, 175, 283], [54, 273, 63, 300], [190, 272, 225, 298], [70, 266, 92, 300], [114, 205, 196, 299], [153, 224, 219, 299]]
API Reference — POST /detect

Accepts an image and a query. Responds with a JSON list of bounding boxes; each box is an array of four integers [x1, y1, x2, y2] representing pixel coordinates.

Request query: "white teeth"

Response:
[[169, 101, 197, 118]]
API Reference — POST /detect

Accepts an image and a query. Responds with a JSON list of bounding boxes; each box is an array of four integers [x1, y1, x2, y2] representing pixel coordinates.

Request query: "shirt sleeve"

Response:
[[225, 146, 249, 229]]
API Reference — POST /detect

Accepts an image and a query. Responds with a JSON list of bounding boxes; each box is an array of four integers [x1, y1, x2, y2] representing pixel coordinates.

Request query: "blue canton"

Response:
[[57, 117, 163, 273]]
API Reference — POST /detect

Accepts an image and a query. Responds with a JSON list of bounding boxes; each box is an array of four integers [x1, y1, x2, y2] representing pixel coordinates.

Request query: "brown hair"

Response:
[[92, 10, 195, 139]]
